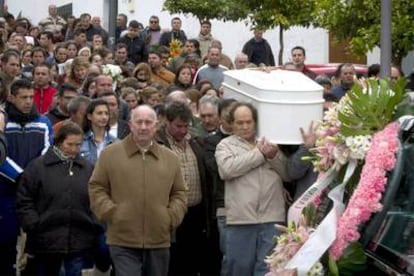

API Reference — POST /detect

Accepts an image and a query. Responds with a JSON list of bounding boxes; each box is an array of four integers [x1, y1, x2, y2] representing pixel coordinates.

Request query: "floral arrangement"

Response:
[[330, 121, 400, 260], [101, 64, 123, 83], [310, 98, 372, 172], [266, 77, 410, 275], [169, 39, 182, 58], [266, 218, 324, 276], [166, 39, 183, 66]]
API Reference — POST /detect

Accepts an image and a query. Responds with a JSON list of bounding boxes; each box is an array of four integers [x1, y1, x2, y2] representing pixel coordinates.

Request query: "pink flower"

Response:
[[329, 122, 400, 260]]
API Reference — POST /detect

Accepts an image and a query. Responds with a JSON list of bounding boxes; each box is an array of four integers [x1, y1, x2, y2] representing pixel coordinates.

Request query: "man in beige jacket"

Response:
[[89, 105, 187, 276], [215, 102, 290, 276]]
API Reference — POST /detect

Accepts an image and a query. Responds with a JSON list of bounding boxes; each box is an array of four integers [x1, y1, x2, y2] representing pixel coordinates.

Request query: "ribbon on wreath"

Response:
[[285, 159, 358, 275]]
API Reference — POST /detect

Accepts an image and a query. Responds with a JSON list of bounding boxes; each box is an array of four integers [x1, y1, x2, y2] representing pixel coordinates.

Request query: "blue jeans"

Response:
[[94, 232, 111, 272], [0, 196, 19, 275], [226, 222, 280, 276], [217, 216, 228, 276], [22, 252, 85, 276]]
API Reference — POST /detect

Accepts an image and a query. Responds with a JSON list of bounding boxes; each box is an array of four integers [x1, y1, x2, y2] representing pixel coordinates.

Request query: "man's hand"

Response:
[[258, 137, 278, 159], [0, 112, 5, 132], [300, 121, 316, 149]]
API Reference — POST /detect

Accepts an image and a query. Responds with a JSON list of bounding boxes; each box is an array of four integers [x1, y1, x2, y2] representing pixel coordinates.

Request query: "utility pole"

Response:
[[108, 0, 118, 49], [380, 0, 391, 78], [0, 0, 4, 17]]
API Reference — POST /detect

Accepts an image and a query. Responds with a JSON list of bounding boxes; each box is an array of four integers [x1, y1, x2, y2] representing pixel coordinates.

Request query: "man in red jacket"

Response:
[[33, 63, 57, 114]]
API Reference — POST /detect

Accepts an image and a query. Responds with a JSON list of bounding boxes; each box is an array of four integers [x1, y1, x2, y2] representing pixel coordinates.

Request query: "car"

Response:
[[272, 63, 368, 79], [359, 118, 414, 275], [306, 63, 368, 79]]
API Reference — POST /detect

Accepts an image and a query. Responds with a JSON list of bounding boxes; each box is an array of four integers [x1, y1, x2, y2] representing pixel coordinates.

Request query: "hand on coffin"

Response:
[[258, 137, 278, 159], [300, 121, 317, 149]]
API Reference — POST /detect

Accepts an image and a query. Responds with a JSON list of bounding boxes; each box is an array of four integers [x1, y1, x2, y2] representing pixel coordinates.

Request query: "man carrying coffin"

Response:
[[215, 102, 290, 276]]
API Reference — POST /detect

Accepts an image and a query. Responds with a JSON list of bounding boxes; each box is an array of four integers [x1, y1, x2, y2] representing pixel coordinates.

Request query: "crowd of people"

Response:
[[0, 3, 413, 276]]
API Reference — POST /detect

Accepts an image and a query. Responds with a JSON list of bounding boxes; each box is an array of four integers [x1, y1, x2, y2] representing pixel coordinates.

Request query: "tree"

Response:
[[163, 0, 316, 65], [238, 0, 316, 65], [162, 0, 248, 24], [314, 0, 414, 67]]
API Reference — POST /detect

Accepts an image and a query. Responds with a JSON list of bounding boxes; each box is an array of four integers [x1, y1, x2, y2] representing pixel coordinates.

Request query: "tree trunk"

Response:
[[392, 52, 403, 71], [278, 25, 284, 66]]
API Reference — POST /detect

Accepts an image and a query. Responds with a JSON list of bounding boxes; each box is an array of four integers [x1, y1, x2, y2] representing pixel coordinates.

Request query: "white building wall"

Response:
[[8, 0, 378, 66]]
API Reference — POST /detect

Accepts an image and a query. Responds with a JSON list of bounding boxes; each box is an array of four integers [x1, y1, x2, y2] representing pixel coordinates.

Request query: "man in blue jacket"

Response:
[[0, 79, 53, 275]]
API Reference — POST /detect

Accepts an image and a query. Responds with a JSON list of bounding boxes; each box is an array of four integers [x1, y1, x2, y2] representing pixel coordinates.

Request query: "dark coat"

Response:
[[46, 107, 69, 126], [155, 127, 212, 234], [159, 30, 187, 47], [117, 119, 130, 139], [16, 147, 100, 254], [117, 34, 147, 65], [204, 129, 230, 215], [242, 38, 275, 66]]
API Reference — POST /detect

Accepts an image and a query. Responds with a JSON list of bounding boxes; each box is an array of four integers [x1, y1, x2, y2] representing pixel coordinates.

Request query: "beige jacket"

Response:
[[215, 135, 290, 224], [89, 135, 187, 248]]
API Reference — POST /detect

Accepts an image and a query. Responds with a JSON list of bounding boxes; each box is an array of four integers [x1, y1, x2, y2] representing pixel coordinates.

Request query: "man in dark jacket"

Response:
[[156, 101, 211, 276], [0, 79, 53, 275], [203, 99, 236, 276], [242, 29, 275, 66], [46, 83, 78, 125], [139, 15, 162, 52], [118, 20, 146, 65], [159, 17, 187, 47]]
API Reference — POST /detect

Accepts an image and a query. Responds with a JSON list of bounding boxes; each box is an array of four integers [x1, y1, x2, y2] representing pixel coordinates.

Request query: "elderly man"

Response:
[[195, 94, 220, 137], [234, 53, 248, 70], [89, 105, 187, 276], [194, 47, 228, 90], [38, 4, 66, 34], [91, 16, 109, 45], [215, 102, 290, 276], [203, 98, 237, 275]]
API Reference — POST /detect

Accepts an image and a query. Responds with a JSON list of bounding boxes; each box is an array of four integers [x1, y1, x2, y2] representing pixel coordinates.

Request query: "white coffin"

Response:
[[223, 69, 324, 144]]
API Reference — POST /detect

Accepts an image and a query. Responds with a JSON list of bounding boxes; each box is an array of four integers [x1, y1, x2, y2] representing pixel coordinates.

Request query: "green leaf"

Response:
[[336, 242, 367, 275], [314, 0, 414, 66], [328, 257, 340, 276]]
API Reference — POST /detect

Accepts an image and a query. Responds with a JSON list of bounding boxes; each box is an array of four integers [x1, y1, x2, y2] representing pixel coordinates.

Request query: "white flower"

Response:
[[333, 146, 350, 165], [345, 135, 371, 160], [307, 262, 324, 276], [102, 64, 123, 82]]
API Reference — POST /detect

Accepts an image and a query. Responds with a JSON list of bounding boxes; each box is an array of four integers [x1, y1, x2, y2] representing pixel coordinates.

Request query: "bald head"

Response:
[[95, 75, 113, 96], [129, 105, 157, 147], [235, 53, 248, 69], [165, 90, 189, 104], [131, 105, 157, 121], [48, 5, 58, 17]]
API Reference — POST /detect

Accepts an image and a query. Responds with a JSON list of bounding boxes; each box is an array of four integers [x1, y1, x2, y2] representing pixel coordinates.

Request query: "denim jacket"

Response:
[[80, 131, 117, 165]]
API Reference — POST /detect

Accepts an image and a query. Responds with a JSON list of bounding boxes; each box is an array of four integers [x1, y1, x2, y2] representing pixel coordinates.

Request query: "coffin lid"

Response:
[[223, 68, 323, 92]]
